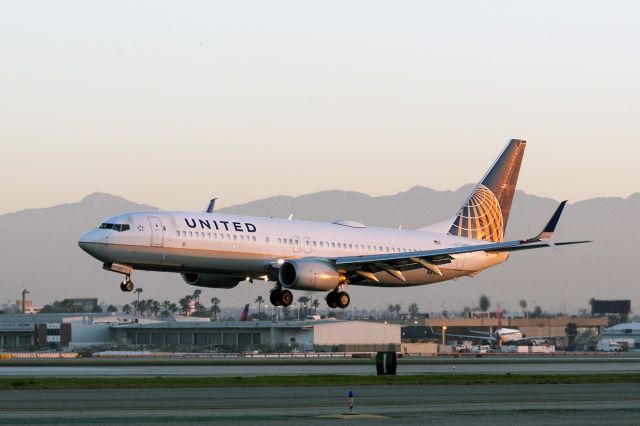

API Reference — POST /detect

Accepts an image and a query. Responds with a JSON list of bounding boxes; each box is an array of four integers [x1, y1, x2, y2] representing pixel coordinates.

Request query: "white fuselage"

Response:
[[78, 211, 509, 288]]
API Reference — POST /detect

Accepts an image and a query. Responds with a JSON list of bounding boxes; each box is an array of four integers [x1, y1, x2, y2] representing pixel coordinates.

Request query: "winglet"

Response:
[[205, 198, 218, 213], [522, 200, 567, 244]]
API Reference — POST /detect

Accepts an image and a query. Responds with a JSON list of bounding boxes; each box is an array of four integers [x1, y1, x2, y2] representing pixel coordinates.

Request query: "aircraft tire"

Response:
[[270, 290, 282, 306], [337, 291, 350, 309], [326, 291, 338, 308], [120, 281, 128, 292], [125, 280, 134, 292], [280, 289, 293, 307]]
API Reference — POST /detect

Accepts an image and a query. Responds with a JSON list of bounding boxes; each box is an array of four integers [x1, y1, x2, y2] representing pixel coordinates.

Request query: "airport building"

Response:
[[600, 322, 640, 349], [404, 316, 609, 348], [110, 320, 400, 352], [0, 314, 400, 352]]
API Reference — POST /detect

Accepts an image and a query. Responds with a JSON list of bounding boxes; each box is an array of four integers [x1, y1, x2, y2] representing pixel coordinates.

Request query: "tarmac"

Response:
[[1, 383, 639, 425], [1, 358, 640, 377]]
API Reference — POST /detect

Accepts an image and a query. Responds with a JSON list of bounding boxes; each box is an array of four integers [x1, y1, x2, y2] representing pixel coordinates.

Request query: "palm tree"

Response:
[[394, 304, 401, 318], [387, 304, 395, 319], [134, 288, 143, 317], [162, 300, 172, 315], [169, 303, 178, 316], [255, 296, 265, 319], [210, 297, 221, 321], [178, 296, 191, 316], [151, 300, 161, 317], [519, 299, 528, 318], [193, 289, 202, 311], [312, 299, 320, 315], [122, 304, 132, 315], [297, 296, 310, 319], [106, 305, 118, 313], [479, 294, 490, 312], [408, 303, 419, 317]]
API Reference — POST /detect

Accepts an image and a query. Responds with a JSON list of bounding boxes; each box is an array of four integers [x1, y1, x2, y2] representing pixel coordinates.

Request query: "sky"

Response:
[[1, 1, 639, 215]]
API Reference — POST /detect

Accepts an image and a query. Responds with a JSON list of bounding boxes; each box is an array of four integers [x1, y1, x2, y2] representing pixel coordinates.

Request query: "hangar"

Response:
[[111, 320, 400, 352]]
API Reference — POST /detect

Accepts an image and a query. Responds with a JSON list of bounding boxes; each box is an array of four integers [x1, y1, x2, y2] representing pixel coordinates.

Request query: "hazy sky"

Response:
[[1, 1, 638, 215]]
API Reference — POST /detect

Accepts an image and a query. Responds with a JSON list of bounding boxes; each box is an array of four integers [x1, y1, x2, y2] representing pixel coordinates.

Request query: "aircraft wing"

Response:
[[334, 201, 590, 281]]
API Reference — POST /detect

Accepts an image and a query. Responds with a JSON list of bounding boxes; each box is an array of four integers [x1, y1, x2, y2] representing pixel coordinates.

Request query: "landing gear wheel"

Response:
[[120, 280, 134, 292], [326, 291, 338, 309], [279, 289, 293, 307], [270, 290, 282, 306], [337, 291, 350, 309]]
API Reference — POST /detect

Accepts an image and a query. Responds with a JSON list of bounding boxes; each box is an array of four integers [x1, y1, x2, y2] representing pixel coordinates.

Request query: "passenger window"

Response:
[[277, 238, 281, 244], [252, 236, 256, 242], [337, 243, 342, 248], [349, 244, 352, 249], [331, 242, 336, 248], [182, 231, 186, 237], [266, 237, 270, 243], [319, 242, 323, 248], [313, 241, 317, 246], [176, 231, 180, 237], [189, 231, 193, 237], [233, 235, 237, 241]]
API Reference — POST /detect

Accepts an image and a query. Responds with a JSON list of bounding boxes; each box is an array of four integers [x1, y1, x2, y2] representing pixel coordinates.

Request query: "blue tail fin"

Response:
[[449, 139, 526, 242]]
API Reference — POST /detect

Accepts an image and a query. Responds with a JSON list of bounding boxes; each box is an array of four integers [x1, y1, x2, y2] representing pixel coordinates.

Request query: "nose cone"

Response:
[[78, 229, 109, 260]]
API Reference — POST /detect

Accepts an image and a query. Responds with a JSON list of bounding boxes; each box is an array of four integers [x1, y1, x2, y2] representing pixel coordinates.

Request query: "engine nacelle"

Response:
[[279, 260, 342, 291], [181, 272, 241, 289]]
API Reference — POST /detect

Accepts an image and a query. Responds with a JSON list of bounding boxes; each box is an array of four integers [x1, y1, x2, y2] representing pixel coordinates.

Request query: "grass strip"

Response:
[[1, 373, 640, 390]]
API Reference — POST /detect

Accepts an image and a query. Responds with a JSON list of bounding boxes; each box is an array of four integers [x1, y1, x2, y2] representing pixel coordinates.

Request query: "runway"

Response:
[[1, 359, 639, 377], [1, 383, 639, 425]]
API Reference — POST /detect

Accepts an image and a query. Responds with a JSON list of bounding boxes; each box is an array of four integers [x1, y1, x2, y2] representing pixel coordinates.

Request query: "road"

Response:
[[1, 383, 639, 425]]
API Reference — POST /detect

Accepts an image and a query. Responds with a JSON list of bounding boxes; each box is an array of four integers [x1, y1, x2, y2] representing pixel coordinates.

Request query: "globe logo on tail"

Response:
[[449, 184, 504, 243]]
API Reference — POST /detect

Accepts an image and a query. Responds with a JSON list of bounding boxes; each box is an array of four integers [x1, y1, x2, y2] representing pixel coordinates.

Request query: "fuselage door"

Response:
[[303, 237, 312, 253], [148, 216, 164, 247]]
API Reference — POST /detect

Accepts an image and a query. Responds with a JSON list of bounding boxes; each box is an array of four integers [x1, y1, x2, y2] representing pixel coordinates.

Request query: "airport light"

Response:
[[442, 325, 447, 345]]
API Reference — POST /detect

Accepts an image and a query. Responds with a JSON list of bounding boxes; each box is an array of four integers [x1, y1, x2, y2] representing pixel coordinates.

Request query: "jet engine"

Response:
[[279, 259, 342, 291], [181, 272, 241, 289]]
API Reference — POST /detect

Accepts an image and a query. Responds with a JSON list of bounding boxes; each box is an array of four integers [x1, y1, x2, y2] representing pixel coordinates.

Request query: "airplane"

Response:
[[437, 309, 561, 346], [78, 139, 589, 309]]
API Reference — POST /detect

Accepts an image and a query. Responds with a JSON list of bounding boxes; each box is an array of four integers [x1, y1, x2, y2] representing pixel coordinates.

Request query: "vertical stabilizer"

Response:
[[448, 139, 526, 242]]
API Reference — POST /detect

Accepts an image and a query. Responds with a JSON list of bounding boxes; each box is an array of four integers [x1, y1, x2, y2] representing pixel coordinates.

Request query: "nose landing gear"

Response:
[[104, 263, 135, 292], [120, 279, 134, 292]]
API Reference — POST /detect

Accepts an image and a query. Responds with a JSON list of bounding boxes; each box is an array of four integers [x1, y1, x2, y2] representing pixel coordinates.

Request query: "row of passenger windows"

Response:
[[176, 230, 419, 253], [274, 237, 417, 253], [177, 230, 257, 242]]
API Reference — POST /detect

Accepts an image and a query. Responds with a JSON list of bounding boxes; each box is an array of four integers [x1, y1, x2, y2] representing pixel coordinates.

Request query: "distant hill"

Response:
[[1, 189, 638, 314]]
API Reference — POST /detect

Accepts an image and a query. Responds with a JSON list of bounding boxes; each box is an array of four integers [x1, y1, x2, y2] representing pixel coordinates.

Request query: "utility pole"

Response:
[[21, 289, 29, 313]]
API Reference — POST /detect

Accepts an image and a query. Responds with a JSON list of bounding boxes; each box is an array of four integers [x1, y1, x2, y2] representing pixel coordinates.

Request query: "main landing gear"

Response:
[[270, 287, 293, 307], [326, 289, 350, 309]]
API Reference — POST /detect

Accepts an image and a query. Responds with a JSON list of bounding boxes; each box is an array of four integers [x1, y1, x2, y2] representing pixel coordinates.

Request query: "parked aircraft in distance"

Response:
[[79, 139, 589, 309]]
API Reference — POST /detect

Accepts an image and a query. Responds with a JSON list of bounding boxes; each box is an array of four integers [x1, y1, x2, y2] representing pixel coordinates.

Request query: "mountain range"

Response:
[[1, 188, 638, 315]]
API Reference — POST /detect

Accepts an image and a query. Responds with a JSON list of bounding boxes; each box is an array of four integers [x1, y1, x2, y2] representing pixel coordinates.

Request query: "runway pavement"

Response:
[[1, 383, 639, 424], [1, 358, 639, 377]]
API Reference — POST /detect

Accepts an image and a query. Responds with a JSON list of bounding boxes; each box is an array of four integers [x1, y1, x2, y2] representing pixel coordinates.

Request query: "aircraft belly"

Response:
[[107, 244, 272, 275]]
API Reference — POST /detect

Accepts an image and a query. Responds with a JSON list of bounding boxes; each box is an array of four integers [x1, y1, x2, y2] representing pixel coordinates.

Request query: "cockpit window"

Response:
[[99, 223, 130, 232]]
